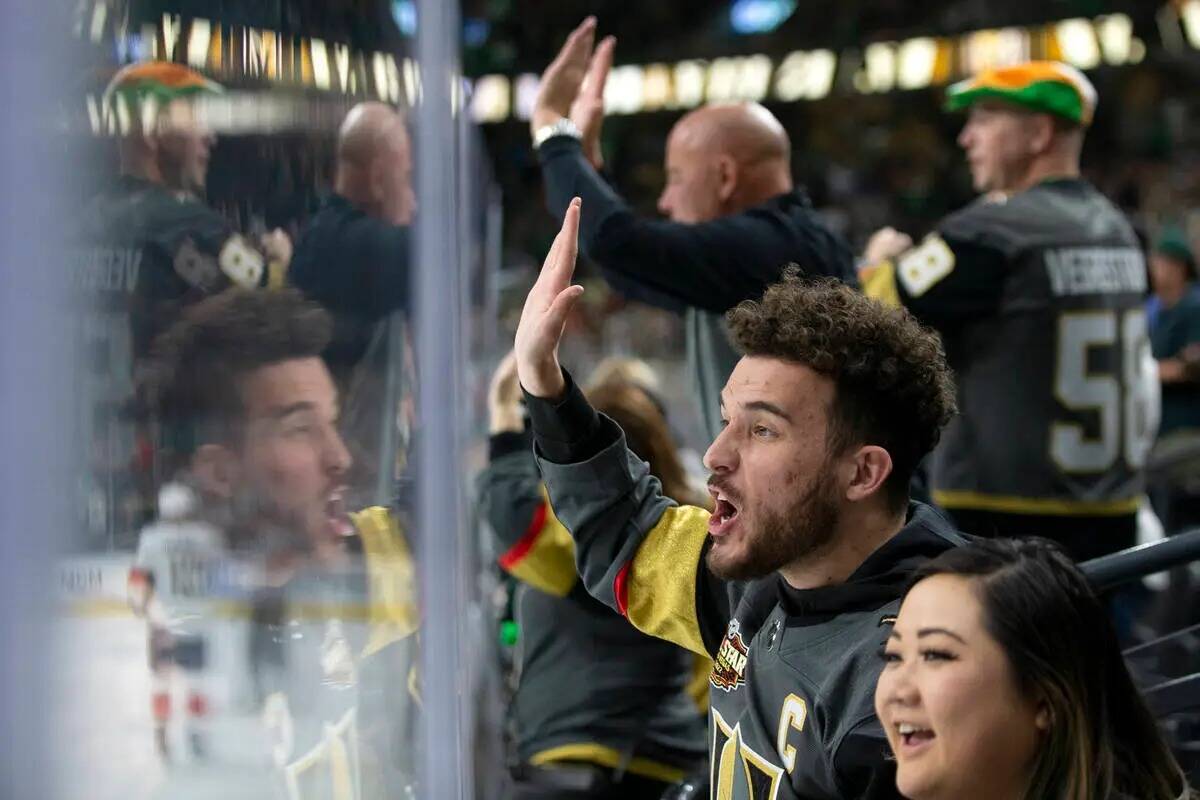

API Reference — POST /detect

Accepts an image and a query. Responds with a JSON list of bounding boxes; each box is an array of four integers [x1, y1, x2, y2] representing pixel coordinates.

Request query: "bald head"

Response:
[[674, 102, 790, 166], [657, 102, 792, 223], [335, 102, 415, 225]]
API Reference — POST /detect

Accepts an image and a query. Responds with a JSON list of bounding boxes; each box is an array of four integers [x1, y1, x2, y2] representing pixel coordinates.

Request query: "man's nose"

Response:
[[702, 425, 736, 474]]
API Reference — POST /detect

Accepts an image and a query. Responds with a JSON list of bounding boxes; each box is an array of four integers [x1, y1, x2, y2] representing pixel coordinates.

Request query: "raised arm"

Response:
[[514, 199, 732, 656]]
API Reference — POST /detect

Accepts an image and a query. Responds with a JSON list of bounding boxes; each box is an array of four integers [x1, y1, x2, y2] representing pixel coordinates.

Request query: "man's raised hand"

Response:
[[570, 34, 615, 169], [515, 198, 584, 399], [531, 18, 597, 135]]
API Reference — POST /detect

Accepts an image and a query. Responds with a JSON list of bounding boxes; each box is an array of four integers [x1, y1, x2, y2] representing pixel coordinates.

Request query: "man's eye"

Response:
[[719, 418, 730, 429], [752, 425, 776, 439]]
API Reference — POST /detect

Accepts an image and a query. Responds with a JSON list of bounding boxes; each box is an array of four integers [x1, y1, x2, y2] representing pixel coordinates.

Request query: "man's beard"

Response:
[[705, 466, 841, 581], [214, 484, 314, 558]]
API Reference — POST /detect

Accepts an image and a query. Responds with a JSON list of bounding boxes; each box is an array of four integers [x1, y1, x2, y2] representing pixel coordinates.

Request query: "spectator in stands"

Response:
[[289, 101, 415, 380], [75, 62, 290, 534], [1148, 232, 1200, 440], [1145, 232, 1200, 641], [876, 537, 1189, 800], [862, 62, 1152, 561], [530, 17, 854, 440], [515, 200, 965, 798], [479, 352, 708, 799], [288, 101, 416, 504]]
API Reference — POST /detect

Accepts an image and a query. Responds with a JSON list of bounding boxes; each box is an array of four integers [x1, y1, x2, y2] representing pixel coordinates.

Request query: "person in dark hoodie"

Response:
[[529, 18, 855, 442], [510, 199, 965, 800], [289, 101, 415, 385], [479, 353, 708, 799]]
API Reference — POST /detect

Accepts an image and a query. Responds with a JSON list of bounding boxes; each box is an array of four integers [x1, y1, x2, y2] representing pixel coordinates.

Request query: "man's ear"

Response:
[[1029, 114, 1056, 156], [844, 445, 894, 503], [190, 443, 239, 499], [368, 156, 387, 205], [716, 154, 739, 204]]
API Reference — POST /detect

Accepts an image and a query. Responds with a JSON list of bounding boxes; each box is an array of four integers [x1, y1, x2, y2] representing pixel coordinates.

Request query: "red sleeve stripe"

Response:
[[613, 562, 631, 618], [497, 502, 549, 570]]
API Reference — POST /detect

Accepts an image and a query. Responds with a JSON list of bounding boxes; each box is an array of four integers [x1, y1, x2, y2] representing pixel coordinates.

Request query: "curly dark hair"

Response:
[[726, 270, 957, 509], [142, 288, 332, 458]]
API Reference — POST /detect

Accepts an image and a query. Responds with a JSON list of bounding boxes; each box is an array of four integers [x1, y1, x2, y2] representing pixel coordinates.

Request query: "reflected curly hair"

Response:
[[726, 270, 956, 509]]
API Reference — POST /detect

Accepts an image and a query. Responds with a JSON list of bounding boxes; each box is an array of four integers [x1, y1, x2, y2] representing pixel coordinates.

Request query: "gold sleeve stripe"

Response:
[[687, 653, 713, 712], [616, 504, 711, 656], [353, 506, 420, 657], [496, 492, 578, 597], [860, 259, 902, 308], [530, 743, 687, 783]]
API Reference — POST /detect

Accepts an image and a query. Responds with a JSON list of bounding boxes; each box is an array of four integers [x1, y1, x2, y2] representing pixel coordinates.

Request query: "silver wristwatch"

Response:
[[532, 117, 582, 148]]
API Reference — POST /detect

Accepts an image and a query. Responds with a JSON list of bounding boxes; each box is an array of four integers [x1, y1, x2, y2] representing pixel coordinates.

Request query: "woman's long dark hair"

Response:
[[907, 538, 1186, 800], [585, 379, 707, 509]]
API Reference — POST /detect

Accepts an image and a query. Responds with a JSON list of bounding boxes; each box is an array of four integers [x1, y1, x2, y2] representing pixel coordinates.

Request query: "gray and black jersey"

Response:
[[865, 178, 1155, 525], [75, 175, 264, 363], [477, 431, 708, 782], [525, 374, 967, 800]]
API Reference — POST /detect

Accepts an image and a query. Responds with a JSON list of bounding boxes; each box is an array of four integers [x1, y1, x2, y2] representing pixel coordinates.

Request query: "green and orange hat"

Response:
[[104, 61, 223, 106], [945, 61, 1097, 127]]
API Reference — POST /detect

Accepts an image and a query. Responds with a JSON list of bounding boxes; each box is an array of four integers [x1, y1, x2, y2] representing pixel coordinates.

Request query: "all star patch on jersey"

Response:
[[710, 619, 749, 692]]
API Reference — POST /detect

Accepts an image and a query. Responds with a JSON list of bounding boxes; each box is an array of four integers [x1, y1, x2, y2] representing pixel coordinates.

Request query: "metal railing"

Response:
[[1080, 528, 1200, 592]]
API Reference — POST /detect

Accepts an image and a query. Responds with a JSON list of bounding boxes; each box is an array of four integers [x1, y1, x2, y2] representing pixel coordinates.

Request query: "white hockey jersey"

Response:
[[134, 483, 228, 635]]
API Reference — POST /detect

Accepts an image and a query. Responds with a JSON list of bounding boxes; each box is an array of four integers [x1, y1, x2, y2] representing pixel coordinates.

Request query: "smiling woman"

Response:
[[875, 538, 1192, 800]]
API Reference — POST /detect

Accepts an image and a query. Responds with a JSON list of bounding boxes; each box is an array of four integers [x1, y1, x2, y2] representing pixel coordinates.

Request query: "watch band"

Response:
[[532, 117, 582, 149]]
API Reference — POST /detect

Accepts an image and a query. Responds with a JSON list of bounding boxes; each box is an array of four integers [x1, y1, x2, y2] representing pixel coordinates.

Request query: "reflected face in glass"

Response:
[[956, 102, 1036, 194], [155, 98, 215, 196], [875, 574, 1045, 800], [378, 123, 415, 226], [703, 357, 841, 580], [234, 357, 353, 553], [657, 127, 724, 224]]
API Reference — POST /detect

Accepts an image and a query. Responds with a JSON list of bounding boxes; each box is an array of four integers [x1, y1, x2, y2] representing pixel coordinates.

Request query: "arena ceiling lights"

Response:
[[471, 12, 1146, 123], [78, 3, 1200, 131]]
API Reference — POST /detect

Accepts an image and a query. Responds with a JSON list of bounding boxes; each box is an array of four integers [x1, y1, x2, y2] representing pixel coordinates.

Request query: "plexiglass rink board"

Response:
[[51, 1, 501, 796]]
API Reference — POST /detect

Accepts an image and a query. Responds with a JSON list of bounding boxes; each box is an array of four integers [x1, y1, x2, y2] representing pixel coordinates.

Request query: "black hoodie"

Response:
[[526, 371, 967, 799]]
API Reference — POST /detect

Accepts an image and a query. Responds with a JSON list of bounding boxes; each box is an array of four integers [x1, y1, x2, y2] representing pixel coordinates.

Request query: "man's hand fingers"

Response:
[[528, 198, 581, 312], [548, 17, 596, 74], [583, 36, 615, 101], [552, 197, 582, 279], [543, 285, 584, 335]]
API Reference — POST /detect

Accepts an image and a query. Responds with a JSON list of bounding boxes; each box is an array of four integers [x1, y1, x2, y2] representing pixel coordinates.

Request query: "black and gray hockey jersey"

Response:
[[864, 178, 1155, 518], [526, 374, 967, 800], [75, 175, 264, 364], [477, 432, 707, 781]]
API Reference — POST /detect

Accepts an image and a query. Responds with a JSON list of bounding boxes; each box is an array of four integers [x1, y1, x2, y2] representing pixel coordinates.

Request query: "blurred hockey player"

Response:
[[128, 481, 225, 760]]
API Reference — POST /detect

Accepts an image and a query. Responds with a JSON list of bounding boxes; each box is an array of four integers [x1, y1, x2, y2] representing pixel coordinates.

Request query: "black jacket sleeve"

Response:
[[538, 136, 855, 314]]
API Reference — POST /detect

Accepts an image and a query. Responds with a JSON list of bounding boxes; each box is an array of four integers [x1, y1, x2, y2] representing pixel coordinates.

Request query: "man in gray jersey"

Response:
[[863, 61, 1156, 561], [512, 200, 964, 799]]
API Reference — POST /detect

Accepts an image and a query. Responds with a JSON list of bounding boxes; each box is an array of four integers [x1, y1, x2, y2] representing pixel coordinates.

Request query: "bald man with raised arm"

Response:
[[531, 18, 854, 440], [289, 102, 416, 376]]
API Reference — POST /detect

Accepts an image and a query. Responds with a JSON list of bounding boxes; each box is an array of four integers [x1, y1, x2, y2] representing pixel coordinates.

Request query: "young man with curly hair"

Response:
[[512, 201, 965, 800], [136, 289, 418, 793]]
